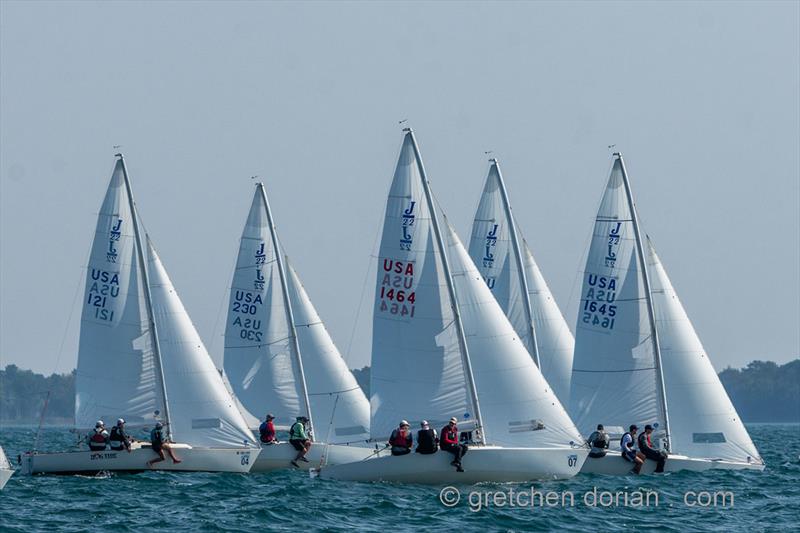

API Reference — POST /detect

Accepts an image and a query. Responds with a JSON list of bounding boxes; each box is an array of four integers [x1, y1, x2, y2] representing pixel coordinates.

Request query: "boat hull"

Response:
[[252, 442, 376, 472], [19, 441, 258, 475], [0, 468, 13, 489], [319, 446, 588, 484], [580, 452, 765, 475]]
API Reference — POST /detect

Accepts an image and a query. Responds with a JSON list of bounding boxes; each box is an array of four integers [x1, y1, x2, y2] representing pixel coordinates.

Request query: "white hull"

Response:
[[0, 468, 13, 489], [581, 452, 766, 475], [319, 446, 588, 484], [252, 441, 375, 472], [19, 441, 258, 475]]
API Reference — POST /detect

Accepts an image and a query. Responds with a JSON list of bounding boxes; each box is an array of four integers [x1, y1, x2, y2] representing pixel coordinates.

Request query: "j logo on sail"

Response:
[[605, 222, 622, 267], [109, 218, 122, 241], [106, 240, 118, 263], [255, 242, 266, 265], [253, 269, 264, 291], [483, 224, 498, 267], [400, 201, 416, 250]]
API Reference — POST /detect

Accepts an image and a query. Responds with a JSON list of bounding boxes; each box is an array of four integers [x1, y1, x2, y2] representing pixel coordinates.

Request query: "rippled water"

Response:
[[1, 424, 797, 531]]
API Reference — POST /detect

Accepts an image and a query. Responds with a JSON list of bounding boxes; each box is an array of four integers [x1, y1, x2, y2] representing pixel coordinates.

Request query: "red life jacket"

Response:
[[90, 431, 107, 444], [441, 425, 459, 446], [389, 429, 411, 447]]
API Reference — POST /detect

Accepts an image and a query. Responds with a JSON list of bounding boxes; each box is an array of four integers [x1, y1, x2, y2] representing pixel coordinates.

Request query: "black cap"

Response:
[[597, 424, 604, 430], [645, 424, 653, 431], [629, 424, 638, 431]]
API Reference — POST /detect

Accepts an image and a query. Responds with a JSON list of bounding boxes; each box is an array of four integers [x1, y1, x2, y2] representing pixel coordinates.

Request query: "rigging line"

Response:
[[343, 202, 383, 363], [209, 236, 240, 367], [34, 247, 90, 451]]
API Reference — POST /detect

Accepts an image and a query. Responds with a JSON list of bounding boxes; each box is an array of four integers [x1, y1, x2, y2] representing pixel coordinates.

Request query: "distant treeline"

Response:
[[2, 360, 798, 424], [1, 365, 75, 423]]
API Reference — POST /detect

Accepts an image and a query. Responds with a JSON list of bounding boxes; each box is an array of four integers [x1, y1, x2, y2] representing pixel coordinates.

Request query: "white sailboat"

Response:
[[571, 153, 764, 474], [320, 129, 587, 484], [0, 445, 13, 489], [223, 184, 373, 472], [20, 155, 259, 475], [467, 158, 574, 404]]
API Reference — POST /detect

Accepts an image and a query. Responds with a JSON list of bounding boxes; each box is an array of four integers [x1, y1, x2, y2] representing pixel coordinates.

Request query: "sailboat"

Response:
[[467, 158, 574, 405], [570, 153, 764, 474], [20, 155, 259, 475], [320, 129, 587, 483], [0, 446, 13, 489], [223, 184, 374, 472]]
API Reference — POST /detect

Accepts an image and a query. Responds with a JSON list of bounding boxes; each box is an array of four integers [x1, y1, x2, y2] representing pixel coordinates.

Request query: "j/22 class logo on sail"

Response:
[[400, 201, 415, 251]]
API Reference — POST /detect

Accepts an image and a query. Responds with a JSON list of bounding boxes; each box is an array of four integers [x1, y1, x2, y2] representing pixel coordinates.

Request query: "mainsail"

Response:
[[467, 160, 574, 404], [223, 185, 370, 442], [569, 157, 661, 433], [370, 130, 582, 448], [75, 159, 159, 427]]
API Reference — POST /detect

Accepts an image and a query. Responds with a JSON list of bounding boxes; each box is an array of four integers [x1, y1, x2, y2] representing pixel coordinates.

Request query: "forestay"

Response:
[[467, 161, 574, 404], [75, 160, 160, 428], [147, 239, 256, 448], [647, 238, 761, 463], [570, 158, 663, 435]]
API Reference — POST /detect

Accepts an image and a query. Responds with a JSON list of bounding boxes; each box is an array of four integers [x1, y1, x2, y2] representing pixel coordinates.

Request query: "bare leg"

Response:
[[163, 443, 181, 464]]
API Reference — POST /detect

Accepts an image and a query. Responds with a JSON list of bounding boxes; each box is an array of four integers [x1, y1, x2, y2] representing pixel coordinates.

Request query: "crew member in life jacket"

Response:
[[587, 424, 610, 458], [415, 420, 438, 454], [620, 424, 645, 474], [289, 416, 312, 468], [388, 420, 413, 456], [147, 421, 181, 467], [109, 418, 132, 452], [440, 417, 467, 472], [637, 424, 667, 473], [259, 413, 277, 445], [87, 420, 109, 451]]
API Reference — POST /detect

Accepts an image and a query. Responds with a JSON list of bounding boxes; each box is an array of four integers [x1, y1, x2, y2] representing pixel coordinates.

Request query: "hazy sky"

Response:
[[1, 1, 798, 375]]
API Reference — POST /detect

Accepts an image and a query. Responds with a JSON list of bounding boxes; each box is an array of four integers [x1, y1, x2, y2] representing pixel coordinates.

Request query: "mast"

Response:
[[257, 183, 314, 437], [491, 159, 541, 368], [405, 128, 487, 445], [117, 153, 173, 440], [615, 152, 671, 450]]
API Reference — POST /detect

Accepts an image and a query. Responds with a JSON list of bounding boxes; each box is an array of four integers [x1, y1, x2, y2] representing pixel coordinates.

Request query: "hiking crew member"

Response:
[[620, 424, 645, 474], [587, 424, 610, 458], [389, 420, 413, 456], [259, 414, 277, 444], [440, 417, 467, 472], [147, 422, 181, 467], [637, 424, 667, 473], [289, 416, 312, 467], [109, 418, 132, 452], [87, 420, 109, 451], [415, 420, 438, 455]]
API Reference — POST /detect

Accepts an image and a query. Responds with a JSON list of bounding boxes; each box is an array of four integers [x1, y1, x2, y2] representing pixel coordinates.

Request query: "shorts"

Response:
[[289, 439, 306, 451], [152, 442, 163, 453], [622, 450, 637, 462]]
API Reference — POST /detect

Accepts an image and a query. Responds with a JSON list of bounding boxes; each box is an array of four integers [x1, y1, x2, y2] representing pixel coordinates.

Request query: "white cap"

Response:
[[95, 420, 104, 428], [117, 418, 125, 425], [400, 420, 409, 427]]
